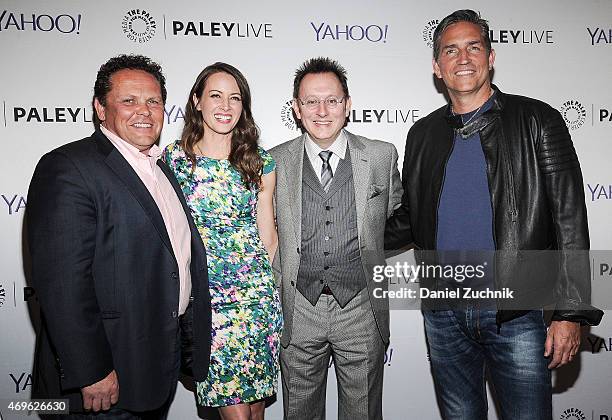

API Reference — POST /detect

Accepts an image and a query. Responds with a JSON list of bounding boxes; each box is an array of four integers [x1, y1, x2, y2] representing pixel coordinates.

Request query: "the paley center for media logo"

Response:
[[422, 19, 440, 48], [559, 100, 586, 130], [122, 9, 156, 43], [281, 100, 299, 131], [559, 407, 586, 420], [0, 282, 6, 307]]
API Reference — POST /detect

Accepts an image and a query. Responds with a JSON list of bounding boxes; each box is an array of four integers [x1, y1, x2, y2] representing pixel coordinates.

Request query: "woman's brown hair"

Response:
[[181, 62, 262, 187]]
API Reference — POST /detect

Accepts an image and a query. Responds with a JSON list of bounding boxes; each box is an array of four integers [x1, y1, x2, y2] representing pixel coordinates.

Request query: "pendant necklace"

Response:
[[453, 102, 484, 126]]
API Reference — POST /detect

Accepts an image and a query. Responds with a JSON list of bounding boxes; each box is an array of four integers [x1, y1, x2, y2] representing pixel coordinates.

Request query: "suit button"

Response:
[[324, 266, 329, 270], [171, 311, 178, 318], [325, 206, 331, 210], [296, 247, 300, 254], [171, 272, 178, 279], [319, 280, 324, 284], [325, 221, 332, 225], [324, 252, 329, 256], [291, 281, 295, 286]]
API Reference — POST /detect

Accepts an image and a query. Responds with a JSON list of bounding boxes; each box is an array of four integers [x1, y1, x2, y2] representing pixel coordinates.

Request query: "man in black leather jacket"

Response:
[[385, 9, 602, 420]]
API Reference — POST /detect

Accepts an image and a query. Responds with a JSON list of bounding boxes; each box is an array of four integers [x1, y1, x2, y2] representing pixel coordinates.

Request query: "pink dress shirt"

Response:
[[101, 126, 192, 315]]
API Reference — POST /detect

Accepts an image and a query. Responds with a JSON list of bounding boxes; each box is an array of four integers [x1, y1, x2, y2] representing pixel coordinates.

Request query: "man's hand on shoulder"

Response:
[[81, 369, 119, 412], [544, 320, 581, 369]]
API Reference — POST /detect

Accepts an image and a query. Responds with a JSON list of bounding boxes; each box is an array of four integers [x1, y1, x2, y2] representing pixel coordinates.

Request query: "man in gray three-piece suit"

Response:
[[269, 57, 402, 420]]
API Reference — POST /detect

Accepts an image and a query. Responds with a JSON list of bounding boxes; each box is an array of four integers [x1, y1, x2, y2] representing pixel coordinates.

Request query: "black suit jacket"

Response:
[[26, 129, 211, 412]]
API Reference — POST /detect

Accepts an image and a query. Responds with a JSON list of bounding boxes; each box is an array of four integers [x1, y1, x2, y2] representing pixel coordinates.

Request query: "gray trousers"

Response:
[[281, 288, 385, 420]]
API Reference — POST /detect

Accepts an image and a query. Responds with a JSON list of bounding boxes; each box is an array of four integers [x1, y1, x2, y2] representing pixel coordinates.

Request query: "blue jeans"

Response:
[[423, 309, 552, 420]]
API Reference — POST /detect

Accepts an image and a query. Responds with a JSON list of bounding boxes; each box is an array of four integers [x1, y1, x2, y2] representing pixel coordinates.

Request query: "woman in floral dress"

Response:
[[163, 62, 281, 420]]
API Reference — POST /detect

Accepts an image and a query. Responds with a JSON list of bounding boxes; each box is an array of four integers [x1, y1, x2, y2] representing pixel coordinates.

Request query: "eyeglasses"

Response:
[[297, 96, 346, 110]]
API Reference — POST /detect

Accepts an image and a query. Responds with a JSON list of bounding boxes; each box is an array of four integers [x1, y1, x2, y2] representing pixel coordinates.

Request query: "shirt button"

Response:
[[324, 236, 330, 241]]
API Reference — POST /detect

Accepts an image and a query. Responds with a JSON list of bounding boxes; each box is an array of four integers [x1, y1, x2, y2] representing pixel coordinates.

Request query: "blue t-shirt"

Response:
[[436, 94, 496, 294]]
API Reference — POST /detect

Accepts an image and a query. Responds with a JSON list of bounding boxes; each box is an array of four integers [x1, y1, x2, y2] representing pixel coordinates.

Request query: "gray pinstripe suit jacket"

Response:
[[269, 130, 403, 347]]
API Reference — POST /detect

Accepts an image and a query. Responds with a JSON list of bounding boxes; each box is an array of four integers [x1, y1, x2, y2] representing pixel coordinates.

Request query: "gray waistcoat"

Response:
[[297, 149, 366, 307]]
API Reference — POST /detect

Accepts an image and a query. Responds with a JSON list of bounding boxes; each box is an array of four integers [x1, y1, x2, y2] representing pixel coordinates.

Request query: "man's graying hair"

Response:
[[433, 9, 492, 60]]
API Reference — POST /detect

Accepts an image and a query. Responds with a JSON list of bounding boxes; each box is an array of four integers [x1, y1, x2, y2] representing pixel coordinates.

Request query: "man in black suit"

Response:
[[26, 55, 211, 418]]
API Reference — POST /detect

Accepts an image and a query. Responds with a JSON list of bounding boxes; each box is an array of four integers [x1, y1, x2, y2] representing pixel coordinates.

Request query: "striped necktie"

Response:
[[319, 150, 333, 192]]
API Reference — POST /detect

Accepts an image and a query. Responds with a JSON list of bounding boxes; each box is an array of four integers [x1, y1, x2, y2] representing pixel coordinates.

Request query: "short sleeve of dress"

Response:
[[260, 147, 276, 175], [161, 141, 178, 167]]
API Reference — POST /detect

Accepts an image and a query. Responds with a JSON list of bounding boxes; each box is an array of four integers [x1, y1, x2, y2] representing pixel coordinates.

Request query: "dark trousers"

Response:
[[44, 304, 193, 420]]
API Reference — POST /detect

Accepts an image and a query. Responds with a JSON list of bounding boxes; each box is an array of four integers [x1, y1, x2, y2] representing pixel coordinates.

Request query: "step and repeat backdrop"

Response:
[[1, 0, 611, 418]]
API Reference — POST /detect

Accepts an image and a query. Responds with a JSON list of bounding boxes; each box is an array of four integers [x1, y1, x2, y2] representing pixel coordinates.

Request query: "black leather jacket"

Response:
[[385, 86, 603, 326]]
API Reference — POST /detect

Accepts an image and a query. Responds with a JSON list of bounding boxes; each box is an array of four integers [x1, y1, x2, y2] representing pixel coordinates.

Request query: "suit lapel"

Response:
[[302, 154, 326, 198], [324, 149, 352, 197], [95, 131, 175, 259], [284, 134, 306, 245], [346, 131, 370, 238]]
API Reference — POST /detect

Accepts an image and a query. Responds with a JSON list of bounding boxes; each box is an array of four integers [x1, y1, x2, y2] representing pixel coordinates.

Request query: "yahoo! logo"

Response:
[[2, 194, 26, 215], [311, 22, 389, 43], [587, 27, 611, 45], [164, 105, 185, 125], [9, 372, 32, 393], [587, 184, 612, 202], [0, 11, 82, 34], [586, 336, 612, 353]]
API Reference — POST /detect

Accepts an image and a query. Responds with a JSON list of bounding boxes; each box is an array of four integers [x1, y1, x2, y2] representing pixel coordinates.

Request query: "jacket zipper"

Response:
[[491, 125, 518, 330]]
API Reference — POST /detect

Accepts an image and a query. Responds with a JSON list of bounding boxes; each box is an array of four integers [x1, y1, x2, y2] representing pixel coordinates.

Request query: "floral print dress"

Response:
[[163, 141, 282, 407]]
